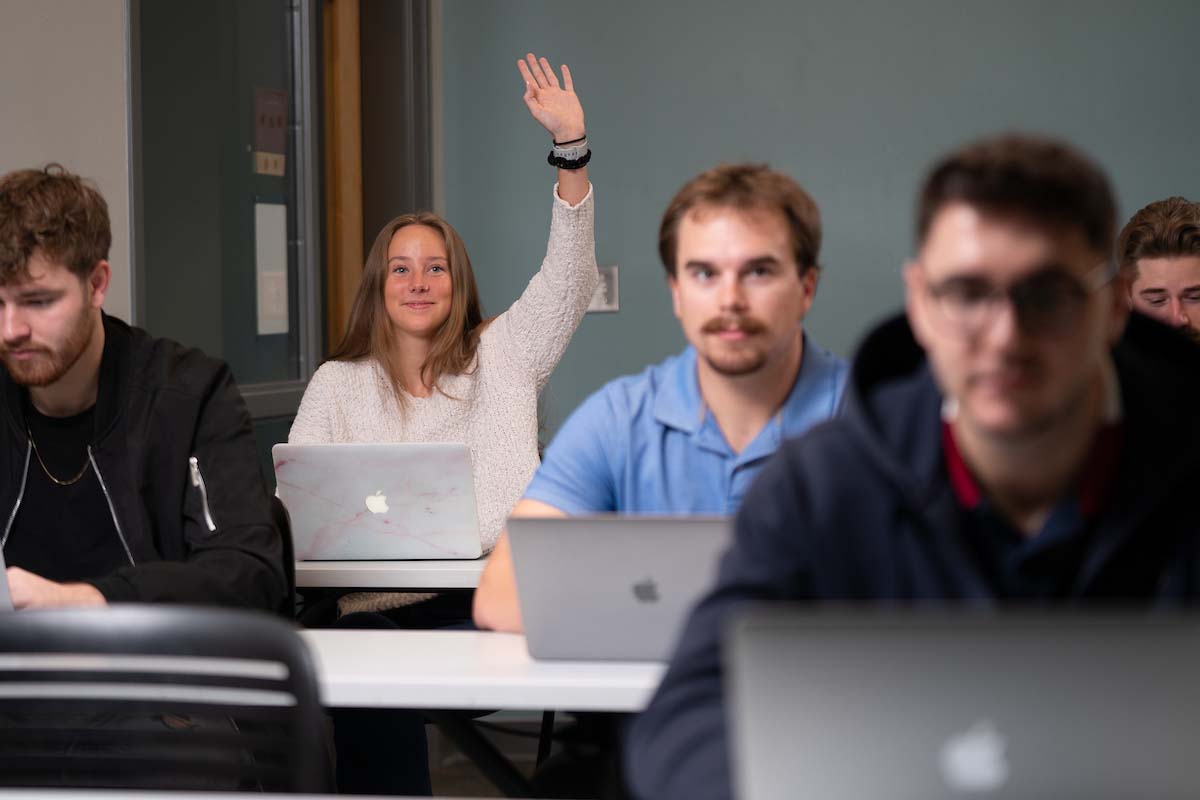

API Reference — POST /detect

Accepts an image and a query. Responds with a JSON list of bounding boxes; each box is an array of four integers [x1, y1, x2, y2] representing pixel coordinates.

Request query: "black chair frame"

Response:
[[0, 605, 331, 792]]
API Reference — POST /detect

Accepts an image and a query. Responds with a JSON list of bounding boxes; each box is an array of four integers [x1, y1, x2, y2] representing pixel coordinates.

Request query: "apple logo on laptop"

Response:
[[939, 719, 1010, 793], [365, 491, 389, 514], [632, 577, 660, 603]]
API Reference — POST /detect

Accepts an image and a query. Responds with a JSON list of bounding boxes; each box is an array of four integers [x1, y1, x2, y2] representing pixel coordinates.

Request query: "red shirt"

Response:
[[940, 420, 1125, 598], [941, 421, 1124, 518]]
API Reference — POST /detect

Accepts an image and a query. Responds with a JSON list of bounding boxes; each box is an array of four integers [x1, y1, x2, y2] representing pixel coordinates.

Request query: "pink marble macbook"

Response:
[[272, 443, 483, 560]]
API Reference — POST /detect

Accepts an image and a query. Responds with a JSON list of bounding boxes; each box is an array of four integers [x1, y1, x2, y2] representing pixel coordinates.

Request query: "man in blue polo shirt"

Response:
[[473, 163, 847, 631]]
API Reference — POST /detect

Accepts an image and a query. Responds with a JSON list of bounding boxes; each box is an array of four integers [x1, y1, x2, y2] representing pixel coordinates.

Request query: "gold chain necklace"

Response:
[[27, 427, 90, 487]]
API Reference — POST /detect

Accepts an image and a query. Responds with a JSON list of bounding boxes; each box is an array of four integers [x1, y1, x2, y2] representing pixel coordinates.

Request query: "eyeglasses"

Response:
[[922, 260, 1115, 338]]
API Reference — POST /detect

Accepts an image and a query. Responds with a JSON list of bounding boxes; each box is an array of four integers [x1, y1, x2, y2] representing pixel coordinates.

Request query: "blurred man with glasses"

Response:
[[626, 135, 1200, 800]]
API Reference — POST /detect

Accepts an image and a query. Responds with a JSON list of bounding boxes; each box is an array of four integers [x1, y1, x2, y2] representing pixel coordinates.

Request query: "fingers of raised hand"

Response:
[[524, 52, 551, 89], [560, 63, 574, 93], [538, 56, 560, 89], [517, 58, 536, 88]]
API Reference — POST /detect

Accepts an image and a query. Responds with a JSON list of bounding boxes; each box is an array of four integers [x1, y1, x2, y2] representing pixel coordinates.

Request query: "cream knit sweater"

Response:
[[288, 185, 598, 614]]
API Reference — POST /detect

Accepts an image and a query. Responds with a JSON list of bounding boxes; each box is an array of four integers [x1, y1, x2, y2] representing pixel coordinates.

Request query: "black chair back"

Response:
[[0, 605, 331, 792]]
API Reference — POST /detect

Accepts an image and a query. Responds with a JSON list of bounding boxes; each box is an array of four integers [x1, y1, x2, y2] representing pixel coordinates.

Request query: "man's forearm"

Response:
[[473, 497, 570, 631], [58, 582, 107, 607]]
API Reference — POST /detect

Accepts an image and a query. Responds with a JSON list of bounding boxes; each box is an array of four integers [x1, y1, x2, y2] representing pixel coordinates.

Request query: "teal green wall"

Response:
[[442, 0, 1200, 435]]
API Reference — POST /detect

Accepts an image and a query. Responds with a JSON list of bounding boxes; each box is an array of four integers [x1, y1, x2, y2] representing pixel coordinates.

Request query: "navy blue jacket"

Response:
[[625, 313, 1200, 800]]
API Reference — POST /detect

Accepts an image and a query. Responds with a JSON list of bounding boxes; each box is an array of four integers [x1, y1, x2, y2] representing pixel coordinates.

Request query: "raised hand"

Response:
[[517, 52, 585, 143]]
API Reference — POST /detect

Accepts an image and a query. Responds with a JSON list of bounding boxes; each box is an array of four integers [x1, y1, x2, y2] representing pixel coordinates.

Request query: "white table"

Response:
[[295, 557, 487, 589], [302, 629, 665, 712]]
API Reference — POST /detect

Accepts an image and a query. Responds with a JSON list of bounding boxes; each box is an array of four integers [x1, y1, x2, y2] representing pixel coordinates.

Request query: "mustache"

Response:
[[700, 315, 768, 335], [0, 342, 42, 357]]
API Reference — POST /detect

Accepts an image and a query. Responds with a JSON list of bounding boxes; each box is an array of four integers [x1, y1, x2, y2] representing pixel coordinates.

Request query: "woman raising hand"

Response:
[[289, 52, 598, 617]]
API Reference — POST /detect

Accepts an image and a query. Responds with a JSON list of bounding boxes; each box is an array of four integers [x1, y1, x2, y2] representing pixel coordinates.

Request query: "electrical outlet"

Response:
[[587, 264, 619, 313]]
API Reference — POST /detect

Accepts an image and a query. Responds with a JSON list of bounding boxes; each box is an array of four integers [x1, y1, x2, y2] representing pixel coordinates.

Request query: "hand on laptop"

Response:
[[6, 567, 107, 610], [473, 497, 567, 632]]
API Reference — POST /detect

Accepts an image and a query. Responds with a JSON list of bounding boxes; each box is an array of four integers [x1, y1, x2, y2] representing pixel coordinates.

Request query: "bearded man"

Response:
[[0, 164, 284, 611]]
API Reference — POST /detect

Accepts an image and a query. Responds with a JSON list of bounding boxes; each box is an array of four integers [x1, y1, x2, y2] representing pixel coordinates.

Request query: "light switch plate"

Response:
[[587, 264, 619, 313]]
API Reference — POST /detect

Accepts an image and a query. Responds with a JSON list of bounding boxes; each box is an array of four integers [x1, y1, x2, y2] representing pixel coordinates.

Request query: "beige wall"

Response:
[[0, 0, 132, 321]]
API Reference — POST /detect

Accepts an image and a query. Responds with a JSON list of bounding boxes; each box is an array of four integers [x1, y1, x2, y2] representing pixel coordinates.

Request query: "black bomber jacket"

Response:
[[0, 314, 286, 611]]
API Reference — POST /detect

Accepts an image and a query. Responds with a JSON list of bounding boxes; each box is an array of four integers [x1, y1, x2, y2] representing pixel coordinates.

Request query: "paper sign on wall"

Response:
[[254, 88, 288, 177], [255, 202, 289, 336]]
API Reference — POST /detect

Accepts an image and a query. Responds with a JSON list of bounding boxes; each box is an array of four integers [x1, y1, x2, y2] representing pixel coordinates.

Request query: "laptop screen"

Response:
[[0, 547, 13, 611], [727, 609, 1200, 800]]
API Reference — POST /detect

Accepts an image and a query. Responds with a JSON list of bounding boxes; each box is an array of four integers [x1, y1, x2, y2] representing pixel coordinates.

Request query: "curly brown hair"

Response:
[[658, 163, 822, 277], [0, 164, 111, 285], [1116, 196, 1200, 279]]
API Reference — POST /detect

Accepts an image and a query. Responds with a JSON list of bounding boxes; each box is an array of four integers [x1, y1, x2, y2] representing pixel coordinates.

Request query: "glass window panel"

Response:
[[139, 0, 302, 385]]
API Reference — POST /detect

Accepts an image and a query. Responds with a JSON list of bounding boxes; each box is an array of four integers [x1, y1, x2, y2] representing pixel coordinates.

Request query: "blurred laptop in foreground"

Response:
[[728, 609, 1200, 800]]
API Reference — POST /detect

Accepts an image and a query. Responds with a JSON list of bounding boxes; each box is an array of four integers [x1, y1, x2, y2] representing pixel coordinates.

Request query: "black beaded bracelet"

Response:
[[553, 134, 587, 146], [548, 148, 592, 170]]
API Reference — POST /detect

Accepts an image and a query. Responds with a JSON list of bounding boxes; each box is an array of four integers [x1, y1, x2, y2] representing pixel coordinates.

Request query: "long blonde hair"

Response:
[[328, 212, 487, 405]]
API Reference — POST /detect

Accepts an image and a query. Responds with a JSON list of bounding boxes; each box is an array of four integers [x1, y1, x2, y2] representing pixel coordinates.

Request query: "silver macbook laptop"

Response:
[[727, 609, 1200, 800], [507, 516, 731, 660], [273, 443, 482, 560], [0, 548, 12, 611]]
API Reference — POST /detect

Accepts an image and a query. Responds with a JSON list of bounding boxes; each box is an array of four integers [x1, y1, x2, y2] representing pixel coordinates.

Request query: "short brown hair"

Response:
[[658, 163, 821, 277], [1116, 196, 1200, 279], [916, 134, 1116, 254], [0, 164, 111, 285]]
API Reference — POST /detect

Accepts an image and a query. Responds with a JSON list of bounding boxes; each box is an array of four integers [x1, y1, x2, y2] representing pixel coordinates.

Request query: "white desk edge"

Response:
[[302, 629, 665, 712]]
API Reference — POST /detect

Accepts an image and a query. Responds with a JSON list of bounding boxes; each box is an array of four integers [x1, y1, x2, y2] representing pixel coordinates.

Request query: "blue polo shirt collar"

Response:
[[779, 333, 843, 433], [653, 346, 706, 435], [652, 331, 836, 463]]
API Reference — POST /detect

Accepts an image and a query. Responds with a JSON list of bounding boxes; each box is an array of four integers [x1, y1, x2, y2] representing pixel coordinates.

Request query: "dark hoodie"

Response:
[[0, 314, 286, 611], [625, 312, 1200, 800]]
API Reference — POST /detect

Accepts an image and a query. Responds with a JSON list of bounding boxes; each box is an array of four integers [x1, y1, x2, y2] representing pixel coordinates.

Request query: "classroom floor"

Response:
[[428, 715, 543, 797]]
